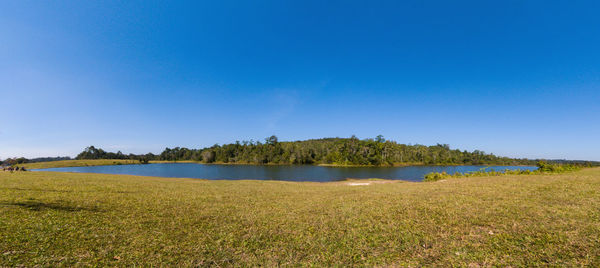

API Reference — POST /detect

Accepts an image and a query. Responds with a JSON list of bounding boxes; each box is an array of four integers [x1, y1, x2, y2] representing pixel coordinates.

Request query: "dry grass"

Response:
[[1, 168, 599, 266], [17, 159, 201, 169], [17, 159, 141, 169]]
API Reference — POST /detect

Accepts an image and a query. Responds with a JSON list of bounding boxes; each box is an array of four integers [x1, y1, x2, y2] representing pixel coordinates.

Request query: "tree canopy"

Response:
[[74, 136, 554, 166]]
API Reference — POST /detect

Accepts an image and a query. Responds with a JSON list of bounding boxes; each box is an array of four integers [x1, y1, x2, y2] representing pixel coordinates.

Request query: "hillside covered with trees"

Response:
[[75, 136, 546, 166]]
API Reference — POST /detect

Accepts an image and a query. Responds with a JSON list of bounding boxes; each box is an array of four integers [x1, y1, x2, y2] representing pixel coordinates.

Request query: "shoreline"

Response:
[[19, 159, 538, 170]]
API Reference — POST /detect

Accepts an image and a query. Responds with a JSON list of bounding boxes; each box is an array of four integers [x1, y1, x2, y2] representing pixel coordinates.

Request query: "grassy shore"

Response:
[[16, 159, 141, 169], [16, 159, 201, 169], [1, 169, 599, 266]]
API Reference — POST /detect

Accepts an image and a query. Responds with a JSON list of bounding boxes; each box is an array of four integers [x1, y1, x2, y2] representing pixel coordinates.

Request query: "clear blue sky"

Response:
[[1, 1, 599, 161]]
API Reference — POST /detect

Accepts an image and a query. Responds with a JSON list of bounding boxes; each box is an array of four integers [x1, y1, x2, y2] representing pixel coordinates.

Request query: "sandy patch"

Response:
[[347, 182, 372, 186], [343, 180, 399, 186]]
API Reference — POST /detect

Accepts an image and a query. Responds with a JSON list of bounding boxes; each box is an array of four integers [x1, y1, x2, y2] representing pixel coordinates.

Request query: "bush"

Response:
[[423, 172, 451, 182], [536, 161, 581, 173], [424, 163, 583, 182]]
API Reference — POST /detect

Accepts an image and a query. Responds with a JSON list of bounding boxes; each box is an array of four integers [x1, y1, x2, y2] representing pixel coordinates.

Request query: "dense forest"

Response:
[[75, 136, 547, 166], [4, 136, 597, 167]]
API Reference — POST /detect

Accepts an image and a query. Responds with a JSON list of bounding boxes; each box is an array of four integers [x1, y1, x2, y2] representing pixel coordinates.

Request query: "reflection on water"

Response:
[[34, 163, 538, 182]]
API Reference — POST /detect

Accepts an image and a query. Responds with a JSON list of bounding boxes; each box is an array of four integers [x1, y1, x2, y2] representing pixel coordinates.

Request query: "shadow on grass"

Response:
[[1, 187, 138, 194], [1, 200, 103, 212], [1, 187, 74, 193]]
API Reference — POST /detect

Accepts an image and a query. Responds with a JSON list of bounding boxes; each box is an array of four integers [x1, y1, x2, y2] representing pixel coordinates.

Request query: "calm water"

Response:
[[33, 163, 537, 182]]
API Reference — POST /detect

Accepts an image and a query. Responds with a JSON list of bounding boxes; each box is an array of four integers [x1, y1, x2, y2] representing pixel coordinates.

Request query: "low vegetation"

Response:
[[423, 162, 586, 182], [0, 156, 71, 167], [15, 160, 201, 170], [15, 159, 140, 169], [1, 168, 600, 266]]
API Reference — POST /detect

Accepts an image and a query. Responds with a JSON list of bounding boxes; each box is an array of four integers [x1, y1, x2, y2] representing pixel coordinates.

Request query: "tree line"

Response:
[[4, 136, 598, 167], [73, 136, 584, 166], [0, 156, 71, 166]]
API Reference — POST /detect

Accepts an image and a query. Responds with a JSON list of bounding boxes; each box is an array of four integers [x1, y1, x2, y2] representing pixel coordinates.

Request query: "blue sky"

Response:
[[1, 1, 599, 160]]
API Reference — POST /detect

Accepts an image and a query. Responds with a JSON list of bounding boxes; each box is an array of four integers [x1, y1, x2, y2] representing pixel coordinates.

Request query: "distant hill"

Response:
[[74, 136, 599, 166], [28, 156, 72, 163], [5, 137, 598, 167]]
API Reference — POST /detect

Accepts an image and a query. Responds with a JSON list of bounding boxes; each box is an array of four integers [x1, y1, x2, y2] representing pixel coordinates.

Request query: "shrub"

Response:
[[424, 162, 584, 182], [423, 172, 451, 182]]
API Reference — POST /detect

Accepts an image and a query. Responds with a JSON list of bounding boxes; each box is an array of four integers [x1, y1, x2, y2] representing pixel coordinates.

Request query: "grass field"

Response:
[[16, 159, 202, 169], [16, 159, 142, 169], [1, 169, 599, 266]]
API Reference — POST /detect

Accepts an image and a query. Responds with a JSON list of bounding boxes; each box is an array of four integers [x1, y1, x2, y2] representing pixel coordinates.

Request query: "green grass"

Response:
[[16, 159, 202, 169], [17, 159, 141, 169], [423, 162, 584, 182], [1, 168, 600, 266]]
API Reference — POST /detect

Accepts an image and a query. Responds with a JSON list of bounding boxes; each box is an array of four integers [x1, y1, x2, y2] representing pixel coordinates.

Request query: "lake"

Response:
[[33, 163, 537, 182]]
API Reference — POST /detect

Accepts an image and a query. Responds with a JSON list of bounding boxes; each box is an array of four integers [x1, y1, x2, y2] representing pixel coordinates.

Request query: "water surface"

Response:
[[34, 163, 537, 182]]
